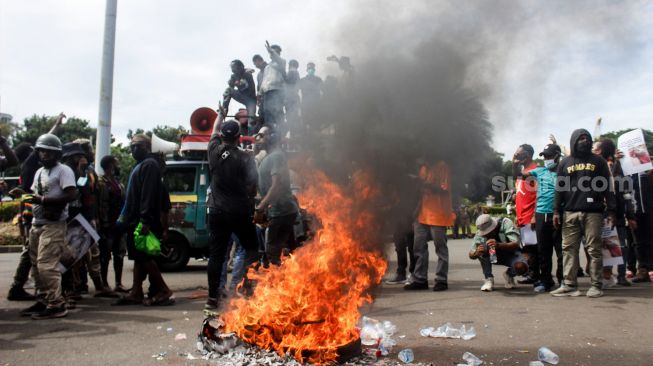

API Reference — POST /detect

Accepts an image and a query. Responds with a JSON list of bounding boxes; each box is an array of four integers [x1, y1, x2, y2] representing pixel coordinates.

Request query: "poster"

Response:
[[601, 217, 623, 267], [520, 225, 537, 246], [56, 214, 100, 273], [618, 129, 653, 176]]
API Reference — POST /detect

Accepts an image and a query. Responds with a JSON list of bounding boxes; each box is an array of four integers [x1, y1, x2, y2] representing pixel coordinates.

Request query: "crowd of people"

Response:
[[388, 128, 653, 298], [2, 41, 651, 320]]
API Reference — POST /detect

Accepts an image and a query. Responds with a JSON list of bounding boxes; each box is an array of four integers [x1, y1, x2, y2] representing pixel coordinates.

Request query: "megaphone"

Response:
[[152, 133, 179, 154], [190, 107, 218, 135]]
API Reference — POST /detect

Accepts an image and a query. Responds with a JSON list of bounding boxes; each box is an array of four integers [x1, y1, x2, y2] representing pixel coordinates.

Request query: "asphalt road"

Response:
[[0, 239, 651, 366]]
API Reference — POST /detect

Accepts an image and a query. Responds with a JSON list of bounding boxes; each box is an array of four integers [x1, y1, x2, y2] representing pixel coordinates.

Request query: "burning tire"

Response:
[[157, 231, 190, 272]]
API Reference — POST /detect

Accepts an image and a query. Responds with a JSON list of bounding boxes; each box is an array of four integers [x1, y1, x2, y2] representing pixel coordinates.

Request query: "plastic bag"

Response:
[[359, 316, 397, 356], [134, 222, 161, 256]]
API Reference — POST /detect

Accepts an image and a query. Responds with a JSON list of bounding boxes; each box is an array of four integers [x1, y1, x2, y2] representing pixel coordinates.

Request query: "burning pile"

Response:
[[220, 169, 387, 364]]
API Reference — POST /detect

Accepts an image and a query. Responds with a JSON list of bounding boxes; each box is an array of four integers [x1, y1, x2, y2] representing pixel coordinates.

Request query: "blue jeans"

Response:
[[219, 234, 246, 289], [478, 250, 528, 279]]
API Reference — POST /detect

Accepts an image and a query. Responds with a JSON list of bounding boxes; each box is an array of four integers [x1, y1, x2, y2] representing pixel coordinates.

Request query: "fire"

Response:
[[222, 168, 387, 364]]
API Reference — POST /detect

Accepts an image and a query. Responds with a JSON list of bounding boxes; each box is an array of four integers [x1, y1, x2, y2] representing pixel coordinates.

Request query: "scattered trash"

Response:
[[359, 316, 398, 357], [199, 317, 241, 354], [186, 353, 198, 360], [175, 333, 187, 341], [517, 350, 530, 353], [538, 347, 559, 365], [398, 335, 406, 339], [529, 361, 545, 366], [182, 311, 188, 315], [419, 323, 476, 340], [398, 348, 414, 363], [166, 327, 173, 333], [462, 351, 483, 365], [185, 317, 191, 321], [152, 351, 167, 361], [156, 326, 162, 330]]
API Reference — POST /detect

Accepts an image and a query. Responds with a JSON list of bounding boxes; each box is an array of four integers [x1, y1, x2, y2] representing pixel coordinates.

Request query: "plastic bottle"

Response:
[[488, 242, 497, 264], [398, 348, 414, 363], [462, 351, 483, 366], [537, 347, 559, 365]]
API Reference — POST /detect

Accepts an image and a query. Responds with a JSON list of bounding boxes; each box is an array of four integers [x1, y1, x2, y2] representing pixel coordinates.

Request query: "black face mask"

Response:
[[576, 140, 591, 155], [114, 167, 121, 178], [131, 145, 148, 162]]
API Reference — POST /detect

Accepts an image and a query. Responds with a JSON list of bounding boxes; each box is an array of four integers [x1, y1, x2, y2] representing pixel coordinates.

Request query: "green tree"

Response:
[[127, 125, 188, 144], [110, 143, 134, 186], [13, 114, 96, 146], [600, 128, 653, 153]]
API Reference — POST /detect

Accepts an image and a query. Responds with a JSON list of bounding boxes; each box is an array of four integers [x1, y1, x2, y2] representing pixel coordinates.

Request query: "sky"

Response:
[[1, 0, 652, 158]]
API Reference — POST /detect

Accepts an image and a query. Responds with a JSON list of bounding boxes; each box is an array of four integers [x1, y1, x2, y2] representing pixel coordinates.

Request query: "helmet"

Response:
[[34, 134, 62, 152]]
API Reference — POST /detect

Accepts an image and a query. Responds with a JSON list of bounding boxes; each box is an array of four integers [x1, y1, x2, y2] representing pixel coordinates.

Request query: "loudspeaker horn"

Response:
[[152, 133, 179, 154], [190, 107, 218, 135]]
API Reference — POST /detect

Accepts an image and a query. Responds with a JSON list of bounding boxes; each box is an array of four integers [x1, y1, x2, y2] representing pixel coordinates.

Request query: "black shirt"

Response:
[[21, 151, 41, 193], [207, 135, 258, 216]]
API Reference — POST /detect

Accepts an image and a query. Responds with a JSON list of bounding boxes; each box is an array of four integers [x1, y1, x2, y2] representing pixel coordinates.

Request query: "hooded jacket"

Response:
[[554, 129, 616, 213]]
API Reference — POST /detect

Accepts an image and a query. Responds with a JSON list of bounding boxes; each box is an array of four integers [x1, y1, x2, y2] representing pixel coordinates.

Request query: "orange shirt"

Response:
[[417, 161, 455, 227]]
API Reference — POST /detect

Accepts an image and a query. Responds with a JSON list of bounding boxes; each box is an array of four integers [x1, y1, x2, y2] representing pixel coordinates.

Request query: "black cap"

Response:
[[61, 142, 86, 159], [220, 120, 240, 140], [539, 144, 561, 157]]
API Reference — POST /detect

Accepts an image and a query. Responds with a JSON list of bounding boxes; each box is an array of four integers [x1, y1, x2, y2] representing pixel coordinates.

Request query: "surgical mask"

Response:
[[544, 159, 556, 169], [307, 69, 315, 76]]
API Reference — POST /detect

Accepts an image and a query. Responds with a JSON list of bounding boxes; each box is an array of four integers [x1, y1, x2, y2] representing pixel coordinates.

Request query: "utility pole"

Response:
[[95, 0, 117, 175]]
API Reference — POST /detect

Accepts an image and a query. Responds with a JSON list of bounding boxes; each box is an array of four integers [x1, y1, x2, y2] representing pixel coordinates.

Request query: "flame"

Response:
[[222, 168, 387, 364]]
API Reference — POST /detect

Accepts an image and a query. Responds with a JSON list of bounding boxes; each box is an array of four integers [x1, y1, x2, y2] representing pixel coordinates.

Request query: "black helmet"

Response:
[[34, 134, 62, 152]]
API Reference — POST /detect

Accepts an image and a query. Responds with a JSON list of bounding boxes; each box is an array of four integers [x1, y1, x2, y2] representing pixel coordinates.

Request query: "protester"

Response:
[[205, 119, 260, 310], [593, 139, 635, 286], [254, 126, 299, 266], [551, 129, 616, 298], [299, 62, 323, 128], [405, 159, 454, 291], [258, 42, 286, 127], [98, 155, 128, 292], [385, 218, 415, 284], [512, 144, 539, 287], [469, 214, 528, 292], [520, 143, 563, 291], [453, 204, 472, 239], [285, 59, 301, 132], [113, 134, 174, 306], [19, 133, 77, 319], [224, 59, 257, 133], [631, 169, 653, 283]]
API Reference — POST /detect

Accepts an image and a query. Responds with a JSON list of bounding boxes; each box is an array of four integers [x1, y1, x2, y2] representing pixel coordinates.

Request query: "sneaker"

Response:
[[405, 273, 414, 284], [617, 277, 632, 287], [533, 283, 547, 293], [432, 282, 448, 292], [632, 270, 652, 283], [503, 270, 516, 289], [404, 281, 429, 290], [517, 276, 535, 285], [626, 270, 634, 279], [204, 297, 219, 310], [586, 286, 604, 298], [480, 278, 494, 292], [550, 285, 581, 297], [385, 274, 407, 285], [31, 305, 68, 320], [7, 287, 36, 301], [602, 275, 617, 289], [20, 301, 47, 317]]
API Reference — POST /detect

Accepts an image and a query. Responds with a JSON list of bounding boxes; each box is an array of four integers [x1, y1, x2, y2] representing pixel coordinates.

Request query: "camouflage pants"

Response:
[[28, 222, 67, 308]]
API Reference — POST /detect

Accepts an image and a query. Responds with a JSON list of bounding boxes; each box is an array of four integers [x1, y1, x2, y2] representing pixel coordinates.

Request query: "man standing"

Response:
[[469, 214, 528, 291], [551, 129, 616, 298], [521, 144, 564, 291], [405, 159, 454, 291], [254, 126, 299, 266], [299, 62, 323, 128], [98, 155, 127, 292], [19, 134, 77, 319], [257, 42, 286, 128], [284, 59, 301, 132], [224, 59, 257, 133], [631, 170, 653, 283], [512, 144, 539, 286], [206, 119, 260, 310], [113, 135, 173, 306]]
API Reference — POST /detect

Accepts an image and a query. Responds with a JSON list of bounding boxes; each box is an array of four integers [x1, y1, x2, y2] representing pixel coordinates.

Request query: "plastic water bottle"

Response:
[[462, 352, 483, 366], [538, 347, 559, 365], [488, 242, 497, 264], [398, 348, 414, 363]]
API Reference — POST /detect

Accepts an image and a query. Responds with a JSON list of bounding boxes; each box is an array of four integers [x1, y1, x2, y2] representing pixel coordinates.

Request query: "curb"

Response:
[[0, 245, 23, 253]]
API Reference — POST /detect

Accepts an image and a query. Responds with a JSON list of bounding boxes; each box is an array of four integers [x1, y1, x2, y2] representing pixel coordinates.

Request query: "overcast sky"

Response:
[[1, 0, 652, 158]]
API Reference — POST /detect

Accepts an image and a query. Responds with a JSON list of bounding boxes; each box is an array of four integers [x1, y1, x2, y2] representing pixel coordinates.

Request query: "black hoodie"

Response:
[[554, 129, 616, 213]]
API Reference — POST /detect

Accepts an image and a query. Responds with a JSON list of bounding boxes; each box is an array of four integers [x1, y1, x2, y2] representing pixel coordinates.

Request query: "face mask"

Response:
[[131, 145, 148, 161], [307, 69, 315, 76], [544, 159, 556, 169], [114, 168, 121, 178], [576, 140, 591, 155]]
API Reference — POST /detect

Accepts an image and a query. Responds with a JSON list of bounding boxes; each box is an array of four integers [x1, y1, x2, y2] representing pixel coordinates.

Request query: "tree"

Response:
[[600, 128, 653, 153], [13, 114, 96, 146], [126, 125, 188, 144], [110, 143, 134, 187]]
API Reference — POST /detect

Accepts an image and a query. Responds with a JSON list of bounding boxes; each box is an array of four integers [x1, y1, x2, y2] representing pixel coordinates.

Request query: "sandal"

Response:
[[111, 296, 144, 306]]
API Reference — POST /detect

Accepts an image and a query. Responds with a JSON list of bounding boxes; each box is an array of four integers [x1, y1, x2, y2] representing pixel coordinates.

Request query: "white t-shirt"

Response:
[[31, 163, 76, 225]]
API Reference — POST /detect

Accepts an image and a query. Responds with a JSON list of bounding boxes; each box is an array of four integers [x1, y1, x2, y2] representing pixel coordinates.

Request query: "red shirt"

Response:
[[417, 161, 455, 227], [515, 162, 538, 226]]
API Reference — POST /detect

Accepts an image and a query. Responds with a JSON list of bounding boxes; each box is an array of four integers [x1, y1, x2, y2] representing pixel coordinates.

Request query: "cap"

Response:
[[61, 142, 86, 159], [539, 144, 561, 157], [475, 214, 498, 236], [220, 120, 241, 140]]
